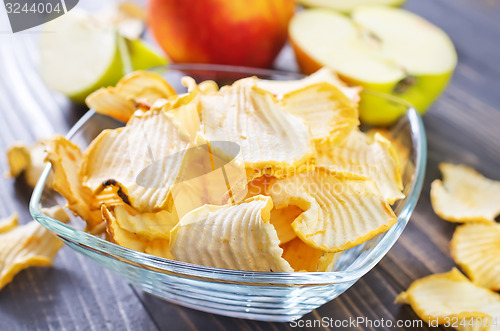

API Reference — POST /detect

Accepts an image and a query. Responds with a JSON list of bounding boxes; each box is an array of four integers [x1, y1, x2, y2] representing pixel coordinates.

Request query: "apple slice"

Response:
[[289, 6, 457, 124], [297, 0, 405, 13], [40, 9, 124, 103], [40, 9, 167, 103]]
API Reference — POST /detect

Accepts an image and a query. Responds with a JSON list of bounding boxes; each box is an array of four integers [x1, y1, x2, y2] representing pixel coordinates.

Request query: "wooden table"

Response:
[[1, 0, 499, 330]]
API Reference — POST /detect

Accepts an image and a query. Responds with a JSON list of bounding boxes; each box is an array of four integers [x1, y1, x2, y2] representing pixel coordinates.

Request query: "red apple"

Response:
[[148, 0, 295, 68]]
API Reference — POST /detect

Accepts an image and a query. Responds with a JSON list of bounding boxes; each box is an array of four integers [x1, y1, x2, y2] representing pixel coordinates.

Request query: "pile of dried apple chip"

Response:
[[42, 68, 406, 273]]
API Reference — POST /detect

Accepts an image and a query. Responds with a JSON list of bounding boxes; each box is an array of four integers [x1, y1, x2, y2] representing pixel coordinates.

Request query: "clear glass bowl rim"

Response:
[[30, 63, 427, 286]]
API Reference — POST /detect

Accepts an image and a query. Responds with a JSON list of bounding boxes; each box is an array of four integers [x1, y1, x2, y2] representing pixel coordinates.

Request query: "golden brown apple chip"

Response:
[[431, 163, 500, 223], [317, 130, 404, 204], [450, 222, 500, 291], [281, 237, 339, 272], [0, 214, 67, 290], [201, 81, 316, 181], [396, 268, 500, 330], [86, 71, 176, 122], [170, 196, 293, 272], [44, 135, 103, 232], [81, 102, 201, 213], [279, 82, 359, 144], [0, 213, 18, 234], [268, 167, 397, 252], [6, 141, 54, 188], [254, 67, 361, 104]]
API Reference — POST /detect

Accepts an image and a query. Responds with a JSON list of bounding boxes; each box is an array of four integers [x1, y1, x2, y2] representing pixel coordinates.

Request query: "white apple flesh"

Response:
[[298, 0, 405, 13], [40, 9, 124, 103], [289, 6, 457, 124], [40, 9, 167, 103]]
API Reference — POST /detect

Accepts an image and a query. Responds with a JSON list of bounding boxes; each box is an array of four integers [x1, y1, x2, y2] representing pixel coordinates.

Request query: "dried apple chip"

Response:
[[90, 185, 126, 211], [6, 141, 54, 188], [281, 237, 338, 272], [102, 205, 173, 259], [145, 239, 173, 260], [268, 167, 397, 252], [81, 102, 202, 212], [44, 135, 103, 232], [254, 67, 361, 103], [366, 128, 410, 171], [102, 205, 148, 252], [112, 204, 178, 241], [6, 143, 30, 178], [0, 219, 65, 290], [270, 205, 302, 244], [169, 140, 248, 219], [317, 130, 404, 204], [450, 223, 500, 291], [0, 213, 18, 234], [86, 71, 176, 122], [170, 196, 293, 272], [245, 175, 273, 199], [198, 80, 219, 94], [396, 268, 500, 330], [201, 82, 316, 180], [431, 163, 500, 223], [279, 82, 359, 143]]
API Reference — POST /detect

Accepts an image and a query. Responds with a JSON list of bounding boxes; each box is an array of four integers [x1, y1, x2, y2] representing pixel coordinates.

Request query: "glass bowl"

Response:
[[30, 64, 427, 322]]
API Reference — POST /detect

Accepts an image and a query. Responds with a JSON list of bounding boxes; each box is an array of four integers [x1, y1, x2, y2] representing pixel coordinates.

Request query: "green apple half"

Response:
[[40, 9, 167, 103], [298, 0, 405, 13], [289, 6, 457, 125]]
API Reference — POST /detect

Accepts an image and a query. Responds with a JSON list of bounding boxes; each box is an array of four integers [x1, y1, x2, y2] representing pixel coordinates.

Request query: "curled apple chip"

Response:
[[268, 167, 397, 252], [450, 223, 500, 291], [90, 185, 126, 211], [396, 268, 500, 329], [170, 196, 293, 272], [44, 135, 103, 232], [279, 82, 359, 144], [6, 143, 30, 178], [81, 102, 201, 212], [170, 140, 248, 218], [102, 205, 173, 259], [86, 71, 176, 122], [201, 82, 316, 180], [366, 128, 410, 171], [145, 239, 173, 260], [6, 142, 54, 189], [102, 205, 148, 252], [430, 163, 500, 223], [0, 213, 18, 234], [270, 205, 302, 244], [254, 67, 361, 104], [281, 237, 338, 272], [0, 218, 66, 290], [317, 130, 404, 204], [112, 204, 178, 241], [198, 80, 219, 94], [245, 175, 273, 199]]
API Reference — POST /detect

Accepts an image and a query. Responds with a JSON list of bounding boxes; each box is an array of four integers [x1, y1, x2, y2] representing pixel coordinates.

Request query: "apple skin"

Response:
[[148, 0, 295, 68], [290, 37, 454, 125], [127, 38, 168, 72]]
